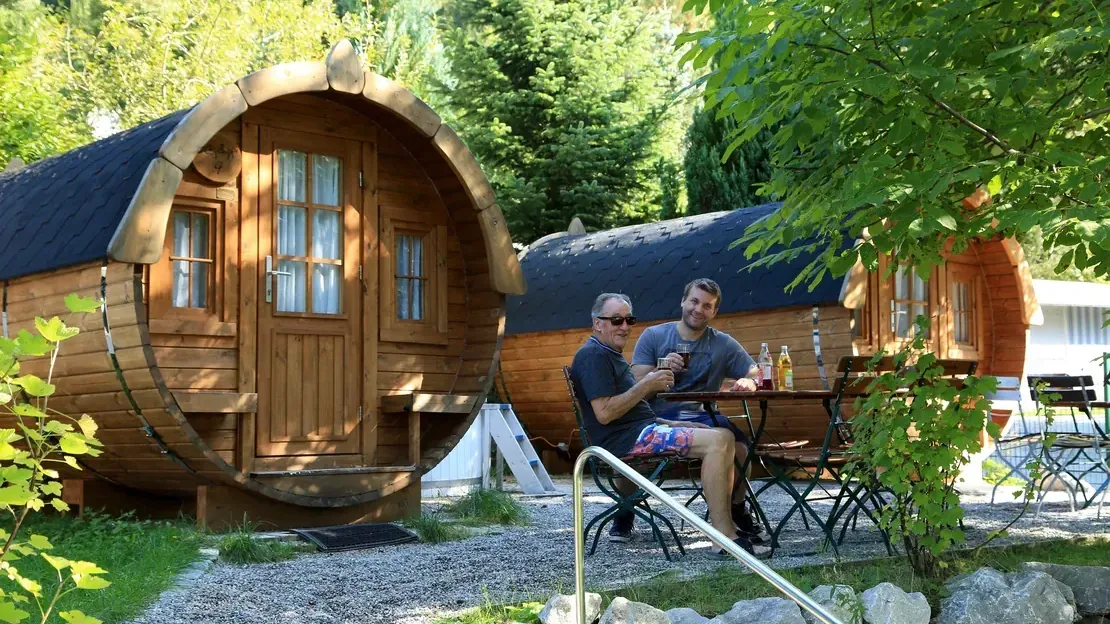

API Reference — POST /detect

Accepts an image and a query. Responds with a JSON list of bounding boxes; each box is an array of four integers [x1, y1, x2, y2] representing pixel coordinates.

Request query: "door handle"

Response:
[[265, 255, 291, 304]]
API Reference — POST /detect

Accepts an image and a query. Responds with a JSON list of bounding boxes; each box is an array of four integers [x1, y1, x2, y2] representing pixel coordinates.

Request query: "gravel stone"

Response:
[[126, 478, 1110, 624]]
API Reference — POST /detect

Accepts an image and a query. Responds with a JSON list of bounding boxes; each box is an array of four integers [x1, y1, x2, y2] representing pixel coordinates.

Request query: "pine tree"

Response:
[[683, 107, 776, 215], [440, 0, 684, 244]]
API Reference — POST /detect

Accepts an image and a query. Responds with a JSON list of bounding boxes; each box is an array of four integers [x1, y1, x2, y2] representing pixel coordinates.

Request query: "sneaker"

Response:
[[711, 536, 772, 561], [608, 512, 634, 543]]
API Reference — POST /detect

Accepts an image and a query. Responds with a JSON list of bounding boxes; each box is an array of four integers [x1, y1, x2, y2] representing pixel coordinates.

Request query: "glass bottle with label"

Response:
[[777, 346, 794, 391], [758, 343, 774, 390]]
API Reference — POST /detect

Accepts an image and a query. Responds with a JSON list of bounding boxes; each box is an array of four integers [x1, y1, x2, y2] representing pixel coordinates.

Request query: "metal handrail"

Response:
[[573, 446, 843, 624]]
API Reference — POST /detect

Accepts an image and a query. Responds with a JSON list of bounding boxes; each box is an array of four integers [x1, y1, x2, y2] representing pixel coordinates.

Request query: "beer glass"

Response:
[[675, 343, 692, 368], [657, 357, 670, 370]]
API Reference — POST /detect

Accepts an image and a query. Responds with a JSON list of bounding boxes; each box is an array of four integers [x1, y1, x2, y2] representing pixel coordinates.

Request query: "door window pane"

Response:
[[277, 206, 307, 257], [953, 282, 972, 344], [173, 212, 191, 257], [312, 210, 341, 260], [893, 265, 929, 338], [278, 150, 306, 202], [277, 260, 306, 312], [312, 155, 341, 206], [313, 264, 340, 314], [172, 260, 190, 308]]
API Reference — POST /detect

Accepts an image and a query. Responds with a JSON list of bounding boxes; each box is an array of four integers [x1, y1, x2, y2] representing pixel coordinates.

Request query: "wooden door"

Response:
[[256, 128, 363, 457]]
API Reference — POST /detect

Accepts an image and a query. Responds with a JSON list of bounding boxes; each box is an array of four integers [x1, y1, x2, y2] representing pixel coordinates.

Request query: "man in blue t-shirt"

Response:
[[630, 278, 763, 541], [570, 292, 769, 558]]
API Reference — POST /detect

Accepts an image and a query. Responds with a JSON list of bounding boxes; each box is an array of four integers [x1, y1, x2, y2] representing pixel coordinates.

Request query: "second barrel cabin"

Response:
[[0, 42, 525, 529], [500, 203, 1042, 456]]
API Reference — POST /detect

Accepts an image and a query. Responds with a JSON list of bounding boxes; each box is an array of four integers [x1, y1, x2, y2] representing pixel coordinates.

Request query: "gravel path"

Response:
[[128, 478, 1110, 624]]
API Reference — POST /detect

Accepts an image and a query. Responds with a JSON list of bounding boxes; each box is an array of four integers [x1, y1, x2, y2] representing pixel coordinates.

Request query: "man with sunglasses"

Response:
[[629, 278, 764, 544], [570, 292, 770, 559]]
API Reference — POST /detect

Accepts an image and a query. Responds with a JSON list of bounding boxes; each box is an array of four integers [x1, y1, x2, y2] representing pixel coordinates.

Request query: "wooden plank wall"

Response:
[[501, 305, 853, 453], [974, 238, 1028, 378], [2, 261, 224, 494]]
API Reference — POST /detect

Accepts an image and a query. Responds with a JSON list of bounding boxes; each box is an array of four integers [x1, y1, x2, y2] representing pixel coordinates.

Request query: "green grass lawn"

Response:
[[438, 537, 1110, 624], [2, 511, 205, 624]]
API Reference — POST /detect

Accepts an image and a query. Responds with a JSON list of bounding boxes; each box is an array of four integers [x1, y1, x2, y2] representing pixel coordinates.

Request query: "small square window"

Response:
[[169, 210, 214, 310]]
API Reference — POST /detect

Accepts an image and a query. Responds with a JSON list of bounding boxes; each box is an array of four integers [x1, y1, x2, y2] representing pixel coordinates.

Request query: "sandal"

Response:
[[711, 536, 772, 561]]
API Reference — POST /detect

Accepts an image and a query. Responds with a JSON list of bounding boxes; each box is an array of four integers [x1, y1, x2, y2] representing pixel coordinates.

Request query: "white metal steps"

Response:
[[482, 403, 557, 495]]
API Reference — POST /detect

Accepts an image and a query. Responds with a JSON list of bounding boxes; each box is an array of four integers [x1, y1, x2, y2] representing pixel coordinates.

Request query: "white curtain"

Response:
[[276, 205, 307, 312], [313, 155, 340, 206], [171, 212, 190, 307], [313, 265, 340, 314], [278, 150, 306, 202]]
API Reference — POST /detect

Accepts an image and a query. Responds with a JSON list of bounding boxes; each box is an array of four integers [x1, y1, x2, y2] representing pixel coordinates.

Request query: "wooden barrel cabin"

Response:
[[500, 203, 1041, 462], [0, 42, 525, 529]]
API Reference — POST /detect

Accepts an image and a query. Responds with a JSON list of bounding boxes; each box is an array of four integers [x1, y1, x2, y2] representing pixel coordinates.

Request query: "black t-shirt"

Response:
[[570, 336, 656, 456]]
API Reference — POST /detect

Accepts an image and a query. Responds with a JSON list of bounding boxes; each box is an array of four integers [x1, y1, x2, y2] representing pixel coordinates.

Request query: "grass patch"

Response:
[[3, 510, 204, 624], [982, 458, 1029, 487], [403, 514, 469, 543], [436, 538, 1110, 623], [441, 489, 529, 526], [216, 522, 315, 565]]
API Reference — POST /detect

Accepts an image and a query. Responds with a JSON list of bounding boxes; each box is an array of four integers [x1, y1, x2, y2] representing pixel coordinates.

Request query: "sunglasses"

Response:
[[597, 315, 637, 327]]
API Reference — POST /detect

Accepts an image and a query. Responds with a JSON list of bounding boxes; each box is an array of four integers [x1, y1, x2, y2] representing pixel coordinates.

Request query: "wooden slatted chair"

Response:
[[561, 366, 695, 560]]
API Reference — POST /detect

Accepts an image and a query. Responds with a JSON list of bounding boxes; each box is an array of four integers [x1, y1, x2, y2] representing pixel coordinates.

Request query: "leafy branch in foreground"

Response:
[[1, 293, 109, 624], [680, 0, 1109, 290]]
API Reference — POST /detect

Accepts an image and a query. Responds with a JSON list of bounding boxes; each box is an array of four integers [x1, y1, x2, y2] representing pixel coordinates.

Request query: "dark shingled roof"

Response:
[[505, 203, 846, 335], [0, 109, 189, 281]]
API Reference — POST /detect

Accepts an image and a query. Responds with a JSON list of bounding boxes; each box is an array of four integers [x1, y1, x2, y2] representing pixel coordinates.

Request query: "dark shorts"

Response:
[[662, 410, 750, 444], [627, 424, 695, 457]]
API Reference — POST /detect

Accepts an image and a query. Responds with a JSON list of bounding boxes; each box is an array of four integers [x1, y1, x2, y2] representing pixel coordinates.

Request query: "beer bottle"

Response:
[[777, 346, 794, 391]]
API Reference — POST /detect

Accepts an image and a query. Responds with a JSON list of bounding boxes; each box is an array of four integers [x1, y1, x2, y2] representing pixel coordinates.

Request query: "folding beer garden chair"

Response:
[[1027, 375, 1110, 517], [751, 356, 893, 558], [562, 366, 698, 560], [986, 377, 1041, 504]]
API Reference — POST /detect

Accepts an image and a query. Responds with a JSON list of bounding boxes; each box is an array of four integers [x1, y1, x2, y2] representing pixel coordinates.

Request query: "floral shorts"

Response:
[[627, 424, 694, 458]]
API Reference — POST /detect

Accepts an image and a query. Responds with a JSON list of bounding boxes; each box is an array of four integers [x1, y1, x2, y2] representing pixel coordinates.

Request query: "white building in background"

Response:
[[1027, 279, 1110, 396]]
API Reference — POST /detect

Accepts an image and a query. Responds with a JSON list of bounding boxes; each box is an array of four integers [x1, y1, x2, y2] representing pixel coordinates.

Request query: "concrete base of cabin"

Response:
[[195, 482, 422, 532]]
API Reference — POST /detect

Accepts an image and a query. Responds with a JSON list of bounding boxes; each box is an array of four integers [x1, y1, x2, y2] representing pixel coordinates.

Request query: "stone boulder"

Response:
[[599, 597, 669, 624], [1020, 563, 1110, 615], [666, 607, 710, 624], [939, 567, 1078, 624], [803, 585, 862, 624], [860, 582, 930, 624], [539, 592, 603, 624], [709, 597, 805, 624]]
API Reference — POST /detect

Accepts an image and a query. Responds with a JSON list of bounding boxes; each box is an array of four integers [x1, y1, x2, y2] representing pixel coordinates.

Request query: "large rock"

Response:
[[939, 567, 1078, 624], [599, 597, 668, 624], [860, 582, 930, 624], [710, 597, 805, 624], [1020, 562, 1110, 615], [539, 592, 603, 624], [803, 585, 862, 624], [666, 607, 709, 624]]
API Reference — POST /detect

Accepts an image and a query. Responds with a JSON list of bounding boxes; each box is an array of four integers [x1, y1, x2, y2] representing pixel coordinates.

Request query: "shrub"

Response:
[[403, 514, 467, 543], [0, 294, 110, 623], [846, 317, 998, 578]]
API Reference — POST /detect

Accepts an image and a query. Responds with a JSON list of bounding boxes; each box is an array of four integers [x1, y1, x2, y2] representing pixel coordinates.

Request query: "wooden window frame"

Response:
[[850, 270, 880, 355], [876, 256, 940, 352], [151, 198, 223, 320], [379, 206, 448, 345], [945, 263, 983, 360]]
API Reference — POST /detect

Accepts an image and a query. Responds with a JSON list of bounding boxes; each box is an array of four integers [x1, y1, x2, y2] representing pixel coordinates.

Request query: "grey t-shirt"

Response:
[[632, 323, 756, 416]]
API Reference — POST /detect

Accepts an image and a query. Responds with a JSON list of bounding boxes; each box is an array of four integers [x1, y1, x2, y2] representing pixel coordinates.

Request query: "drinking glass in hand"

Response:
[[657, 357, 670, 371], [675, 343, 691, 368]]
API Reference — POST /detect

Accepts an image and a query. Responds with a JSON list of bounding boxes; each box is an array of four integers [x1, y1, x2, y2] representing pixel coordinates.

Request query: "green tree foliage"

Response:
[[1, 294, 110, 624], [440, 0, 689, 243], [682, 0, 1109, 290], [1, 0, 451, 166], [0, 1, 87, 165], [683, 107, 775, 215]]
